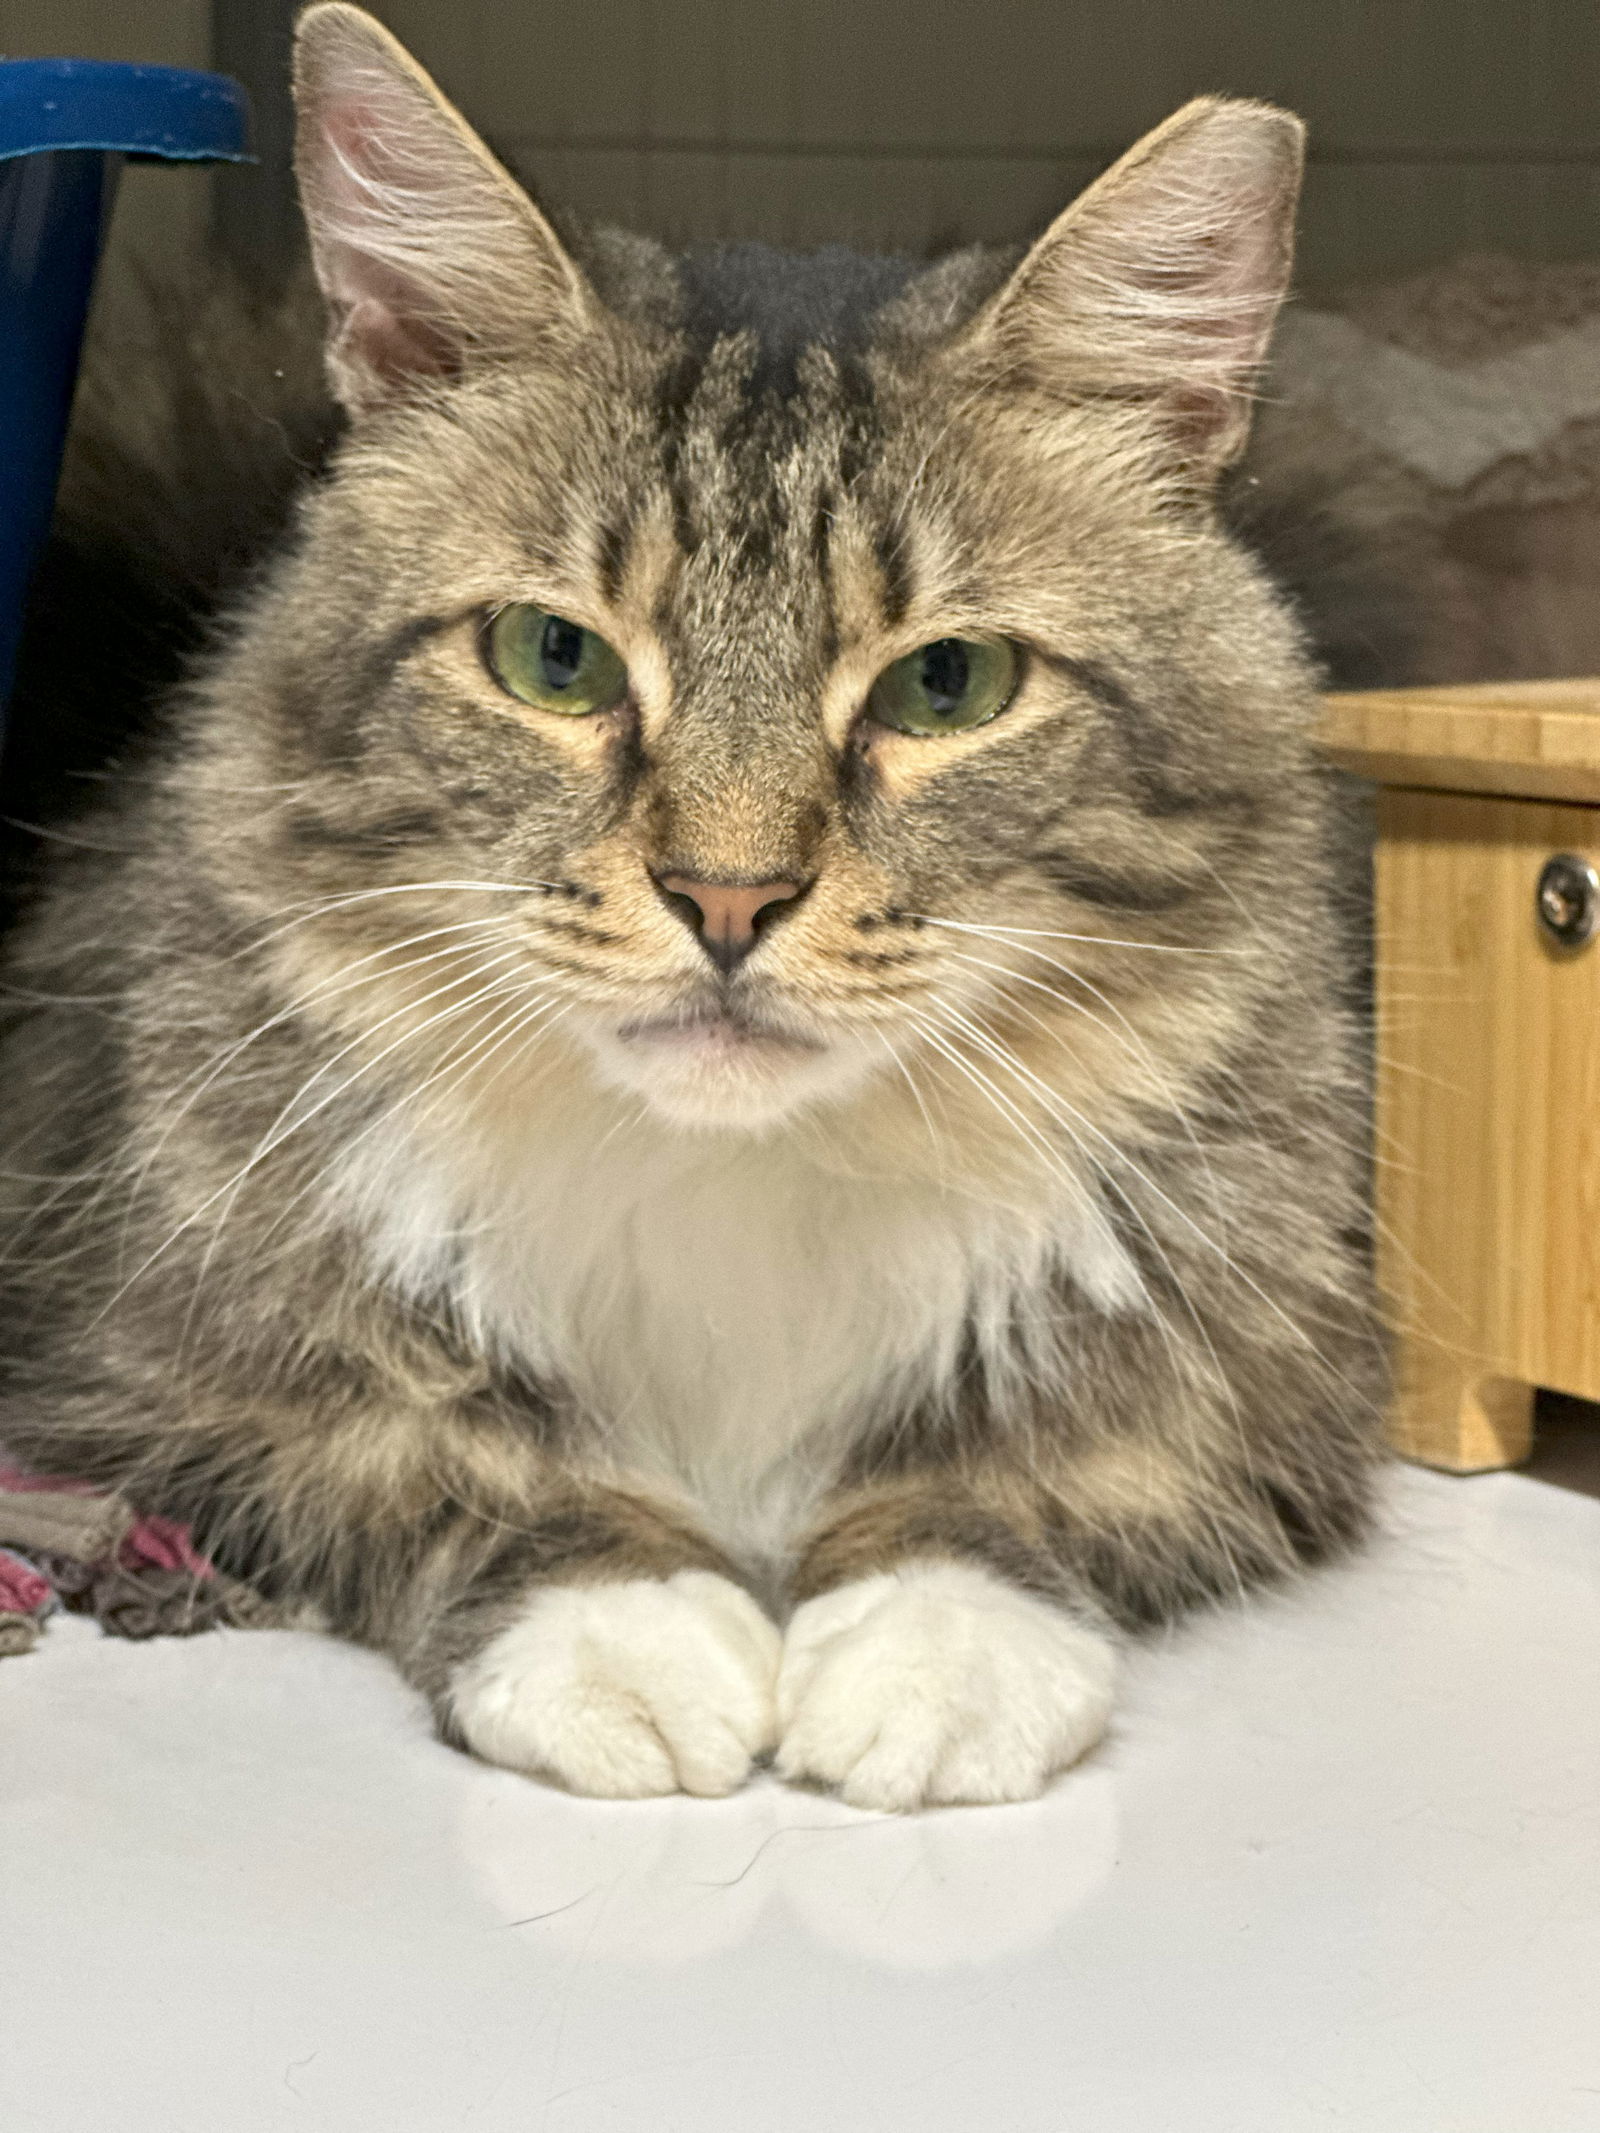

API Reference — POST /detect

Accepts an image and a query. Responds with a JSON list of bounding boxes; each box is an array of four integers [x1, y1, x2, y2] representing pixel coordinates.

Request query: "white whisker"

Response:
[[227, 878, 569, 962], [94, 945, 537, 1323], [905, 912, 1248, 957]]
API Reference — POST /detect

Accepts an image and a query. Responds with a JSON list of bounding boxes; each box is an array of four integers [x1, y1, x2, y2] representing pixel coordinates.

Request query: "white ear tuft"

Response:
[[293, 3, 591, 415], [973, 97, 1304, 475]]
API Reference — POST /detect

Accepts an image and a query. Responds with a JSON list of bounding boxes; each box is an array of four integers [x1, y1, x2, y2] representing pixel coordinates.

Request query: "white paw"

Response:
[[447, 1570, 780, 1798], [776, 1561, 1116, 1811]]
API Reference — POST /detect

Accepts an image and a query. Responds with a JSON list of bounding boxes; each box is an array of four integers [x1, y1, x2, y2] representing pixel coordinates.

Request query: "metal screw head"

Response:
[[1536, 853, 1600, 948]]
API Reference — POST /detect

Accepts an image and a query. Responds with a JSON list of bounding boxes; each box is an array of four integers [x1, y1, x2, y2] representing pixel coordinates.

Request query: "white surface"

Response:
[[2, 1465, 1597, 2133]]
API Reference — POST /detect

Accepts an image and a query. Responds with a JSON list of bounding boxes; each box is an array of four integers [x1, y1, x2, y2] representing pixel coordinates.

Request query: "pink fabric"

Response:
[[0, 1465, 97, 1496], [0, 1550, 53, 1615], [0, 1460, 251, 1658], [0, 1465, 214, 1577], [120, 1513, 212, 1579]]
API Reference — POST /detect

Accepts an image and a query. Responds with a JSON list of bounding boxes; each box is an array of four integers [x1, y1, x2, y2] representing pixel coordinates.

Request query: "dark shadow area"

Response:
[[1525, 1390, 1600, 1501]]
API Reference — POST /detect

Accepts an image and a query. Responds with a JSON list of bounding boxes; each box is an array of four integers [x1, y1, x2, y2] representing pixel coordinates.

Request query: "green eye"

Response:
[[866, 638, 1019, 736], [484, 604, 628, 715]]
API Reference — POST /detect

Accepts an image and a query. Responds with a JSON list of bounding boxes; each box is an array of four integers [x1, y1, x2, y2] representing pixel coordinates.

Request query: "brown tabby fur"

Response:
[[0, 8, 1383, 1743]]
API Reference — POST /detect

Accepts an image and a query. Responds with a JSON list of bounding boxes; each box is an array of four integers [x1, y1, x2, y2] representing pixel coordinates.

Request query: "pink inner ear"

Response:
[[329, 281, 461, 394], [1158, 381, 1244, 466], [312, 87, 470, 395], [319, 83, 427, 209]]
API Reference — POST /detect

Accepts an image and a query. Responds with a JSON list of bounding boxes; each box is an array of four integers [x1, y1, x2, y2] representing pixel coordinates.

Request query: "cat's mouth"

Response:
[[613, 1005, 824, 1059], [584, 998, 873, 1130]]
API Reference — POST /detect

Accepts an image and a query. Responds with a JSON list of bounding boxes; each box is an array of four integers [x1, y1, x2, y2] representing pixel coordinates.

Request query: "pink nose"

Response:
[[655, 874, 803, 973]]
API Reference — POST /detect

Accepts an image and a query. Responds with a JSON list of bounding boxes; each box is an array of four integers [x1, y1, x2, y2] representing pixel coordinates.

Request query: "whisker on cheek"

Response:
[[901, 912, 1250, 958], [231, 879, 576, 961]]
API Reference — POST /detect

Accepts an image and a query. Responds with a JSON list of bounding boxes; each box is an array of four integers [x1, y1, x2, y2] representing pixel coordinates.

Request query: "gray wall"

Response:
[[378, 0, 1600, 288], [5, 0, 1599, 289]]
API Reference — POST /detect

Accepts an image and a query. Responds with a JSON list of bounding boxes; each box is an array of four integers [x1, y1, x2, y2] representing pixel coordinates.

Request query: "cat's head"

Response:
[[210, 5, 1312, 1138]]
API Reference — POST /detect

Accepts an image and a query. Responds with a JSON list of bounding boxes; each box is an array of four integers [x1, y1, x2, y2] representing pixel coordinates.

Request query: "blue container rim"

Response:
[[0, 57, 251, 164]]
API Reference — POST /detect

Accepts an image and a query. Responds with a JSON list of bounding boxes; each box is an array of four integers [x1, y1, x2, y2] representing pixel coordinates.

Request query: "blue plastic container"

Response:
[[0, 59, 251, 717]]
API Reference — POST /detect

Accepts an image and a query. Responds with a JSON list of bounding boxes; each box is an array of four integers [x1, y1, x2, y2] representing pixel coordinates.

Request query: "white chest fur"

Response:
[[330, 1071, 1142, 1563]]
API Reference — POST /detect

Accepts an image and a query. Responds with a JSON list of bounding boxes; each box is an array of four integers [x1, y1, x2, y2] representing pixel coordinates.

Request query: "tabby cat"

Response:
[[0, 4, 1383, 1808]]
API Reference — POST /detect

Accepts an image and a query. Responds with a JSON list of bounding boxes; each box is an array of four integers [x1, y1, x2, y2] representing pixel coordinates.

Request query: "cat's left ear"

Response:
[[293, 3, 594, 416], [967, 97, 1304, 479]]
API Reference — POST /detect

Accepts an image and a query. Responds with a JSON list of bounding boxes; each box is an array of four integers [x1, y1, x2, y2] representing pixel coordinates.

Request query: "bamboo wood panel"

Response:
[[1322, 682, 1600, 804], [1375, 788, 1600, 1468]]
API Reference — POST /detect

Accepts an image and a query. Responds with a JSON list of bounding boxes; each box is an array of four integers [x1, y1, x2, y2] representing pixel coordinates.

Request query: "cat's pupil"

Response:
[[920, 639, 970, 715], [539, 616, 586, 690]]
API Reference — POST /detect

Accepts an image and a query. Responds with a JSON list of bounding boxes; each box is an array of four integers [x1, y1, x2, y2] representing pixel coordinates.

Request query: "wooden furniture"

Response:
[[1321, 680, 1600, 1471]]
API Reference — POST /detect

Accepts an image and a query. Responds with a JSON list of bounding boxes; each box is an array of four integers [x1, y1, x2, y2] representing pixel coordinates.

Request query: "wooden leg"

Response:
[[1387, 1367, 1535, 1473], [1372, 790, 1600, 1477]]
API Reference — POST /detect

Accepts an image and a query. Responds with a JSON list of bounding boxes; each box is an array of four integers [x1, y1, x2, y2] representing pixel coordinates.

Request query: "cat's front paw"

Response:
[[775, 1561, 1115, 1811], [447, 1569, 780, 1798]]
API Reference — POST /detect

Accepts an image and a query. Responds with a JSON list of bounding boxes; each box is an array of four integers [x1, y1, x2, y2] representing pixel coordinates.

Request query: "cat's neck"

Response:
[[321, 1035, 1145, 1564]]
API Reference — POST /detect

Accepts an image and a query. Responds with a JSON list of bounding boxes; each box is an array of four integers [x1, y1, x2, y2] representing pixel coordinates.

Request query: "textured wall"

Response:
[[4, 0, 1599, 288], [371, 0, 1600, 288]]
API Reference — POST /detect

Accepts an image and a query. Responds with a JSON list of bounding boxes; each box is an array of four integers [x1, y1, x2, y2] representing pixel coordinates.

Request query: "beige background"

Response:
[[3, 0, 1599, 287]]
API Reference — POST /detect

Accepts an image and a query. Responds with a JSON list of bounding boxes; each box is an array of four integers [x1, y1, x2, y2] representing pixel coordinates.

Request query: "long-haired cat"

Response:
[[0, 4, 1383, 1808]]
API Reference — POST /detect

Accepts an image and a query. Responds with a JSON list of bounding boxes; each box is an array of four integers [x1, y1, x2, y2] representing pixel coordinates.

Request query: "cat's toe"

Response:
[[446, 1568, 780, 1798], [775, 1561, 1115, 1812]]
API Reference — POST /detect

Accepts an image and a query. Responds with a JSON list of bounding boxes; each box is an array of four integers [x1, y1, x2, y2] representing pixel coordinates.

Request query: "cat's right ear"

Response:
[[964, 96, 1304, 479], [293, 3, 593, 416]]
